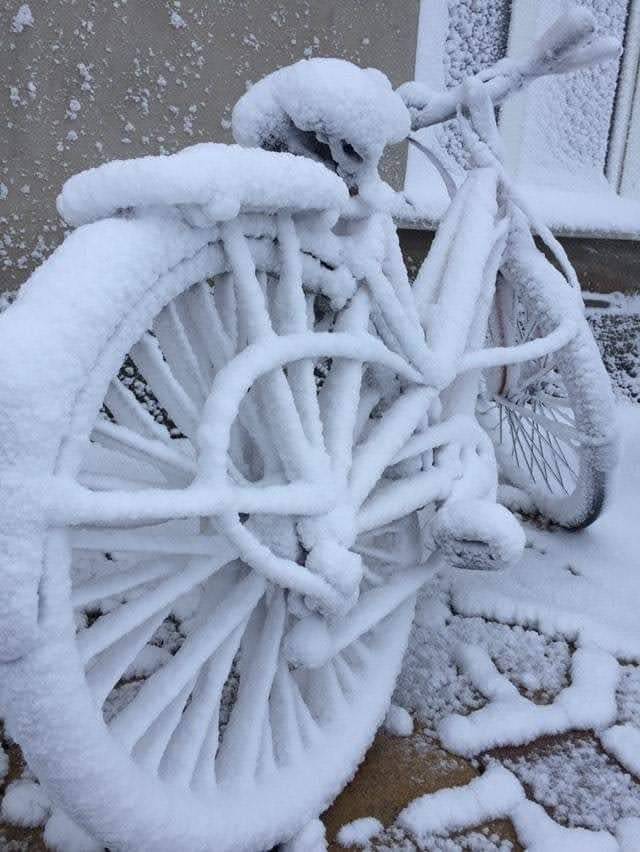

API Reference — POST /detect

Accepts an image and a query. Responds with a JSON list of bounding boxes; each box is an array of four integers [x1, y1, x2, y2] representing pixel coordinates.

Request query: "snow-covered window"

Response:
[[405, 0, 640, 236]]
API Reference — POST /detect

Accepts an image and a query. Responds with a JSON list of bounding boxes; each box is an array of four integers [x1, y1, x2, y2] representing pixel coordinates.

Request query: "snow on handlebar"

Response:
[[399, 7, 620, 131]]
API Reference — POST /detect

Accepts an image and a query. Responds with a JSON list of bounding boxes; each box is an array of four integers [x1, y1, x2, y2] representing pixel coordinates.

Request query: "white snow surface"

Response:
[[439, 643, 619, 755], [391, 398, 640, 848], [1, 779, 50, 827], [57, 143, 348, 227], [11, 4, 33, 33], [337, 817, 384, 848], [398, 766, 524, 840]]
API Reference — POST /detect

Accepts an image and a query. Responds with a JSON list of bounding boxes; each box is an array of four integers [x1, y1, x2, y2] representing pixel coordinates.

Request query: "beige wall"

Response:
[[1, 1, 420, 291]]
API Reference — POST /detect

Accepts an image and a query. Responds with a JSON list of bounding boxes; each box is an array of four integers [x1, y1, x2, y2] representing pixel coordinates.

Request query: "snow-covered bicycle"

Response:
[[0, 9, 618, 851]]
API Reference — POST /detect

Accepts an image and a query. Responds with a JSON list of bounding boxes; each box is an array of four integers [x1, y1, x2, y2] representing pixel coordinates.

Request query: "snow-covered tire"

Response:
[[0, 209, 435, 852], [479, 243, 617, 530]]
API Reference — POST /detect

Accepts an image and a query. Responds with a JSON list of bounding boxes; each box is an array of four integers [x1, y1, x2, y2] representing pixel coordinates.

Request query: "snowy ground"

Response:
[[333, 296, 640, 850], [0, 295, 638, 851]]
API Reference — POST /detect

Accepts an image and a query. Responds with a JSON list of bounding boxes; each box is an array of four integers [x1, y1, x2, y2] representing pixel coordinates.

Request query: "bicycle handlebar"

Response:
[[399, 8, 620, 131]]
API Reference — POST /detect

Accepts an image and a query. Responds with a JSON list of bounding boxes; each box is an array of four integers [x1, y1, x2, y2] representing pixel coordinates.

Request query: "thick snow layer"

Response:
[[57, 143, 348, 227], [601, 724, 640, 779], [232, 58, 409, 167], [398, 766, 524, 840], [399, 765, 620, 850], [394, 398, 640, 847], [44, 810, 102, 852], [511, 800, 618, 851], [337, 816, 384, 847], [448, 404, 640, 660], [1, 779, 50, 827], [618, 817, 640, 852], [439, 644, 619, 755]]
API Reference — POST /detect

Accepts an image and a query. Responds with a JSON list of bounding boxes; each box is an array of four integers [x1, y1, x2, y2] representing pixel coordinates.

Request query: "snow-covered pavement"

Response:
[[358, 400, 640, 850]]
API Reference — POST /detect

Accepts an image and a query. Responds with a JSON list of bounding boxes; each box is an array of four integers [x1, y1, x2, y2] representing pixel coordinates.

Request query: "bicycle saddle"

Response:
[[232, 58, 410, 190]]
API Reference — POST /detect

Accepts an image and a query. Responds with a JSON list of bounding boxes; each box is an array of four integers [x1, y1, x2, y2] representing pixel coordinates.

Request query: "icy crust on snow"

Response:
[[232, 58, 410, 165], [57, 143, 348, 227]]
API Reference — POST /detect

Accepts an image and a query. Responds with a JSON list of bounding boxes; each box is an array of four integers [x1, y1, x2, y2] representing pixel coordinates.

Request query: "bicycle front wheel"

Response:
[[0, 209, 428, 851]]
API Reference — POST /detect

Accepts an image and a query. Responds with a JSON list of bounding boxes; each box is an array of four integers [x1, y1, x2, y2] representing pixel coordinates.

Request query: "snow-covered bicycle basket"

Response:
[[0, 9, 619, 851]]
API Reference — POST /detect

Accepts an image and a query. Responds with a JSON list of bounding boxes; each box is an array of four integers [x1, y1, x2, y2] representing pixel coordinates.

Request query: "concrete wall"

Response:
[[1, 0, 420, 290]]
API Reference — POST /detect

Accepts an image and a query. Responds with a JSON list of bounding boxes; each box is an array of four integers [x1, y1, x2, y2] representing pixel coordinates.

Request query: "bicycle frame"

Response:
[[36, 11, 618, 614]]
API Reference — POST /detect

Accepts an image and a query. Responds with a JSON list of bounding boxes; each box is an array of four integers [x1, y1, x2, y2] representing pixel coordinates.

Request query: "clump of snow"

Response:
[[395, 595, 571, 729], [601, 723, 640, 780], [384, 703, 414, 737], [1, 779, 50, 827], [439, 645, 619, 756], [11, 4, 33, 33], [399, 766, 524, 841], [169, 9, 186, 29], [512, 800, 617, 851], [337, 816, 383, 848]]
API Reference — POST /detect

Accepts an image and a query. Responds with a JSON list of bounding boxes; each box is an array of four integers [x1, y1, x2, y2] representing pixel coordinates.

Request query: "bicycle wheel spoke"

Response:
[[357, 467, 449, 533], [105, 378, 171, 443], [276, 214, 324, 449], [72, 558, 178, 608], [216, 588, 286, 781], [130, 333, 199, 439], [86, 610, 169, 709], [364, 264, 431, 374], [78, 548, 237, 664], [320, 289, 370, 481], [110, 572, 266, 753], [133, 679, 197, 774], [350, 387, 434, 506], [272, 662, 317, 767], [153, 301, 209, 407], [92, 419, 195, 483], [70, 528, 229, 558], [160, 622, 246, 788]]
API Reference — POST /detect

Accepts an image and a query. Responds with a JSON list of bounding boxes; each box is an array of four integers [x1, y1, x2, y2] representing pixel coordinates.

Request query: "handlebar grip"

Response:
[[530, 7, 596, 63], [399, 7, 620, 132]]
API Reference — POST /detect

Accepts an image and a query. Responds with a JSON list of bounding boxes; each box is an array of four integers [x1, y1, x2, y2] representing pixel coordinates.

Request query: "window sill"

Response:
[[398, 182, 640, 240]]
